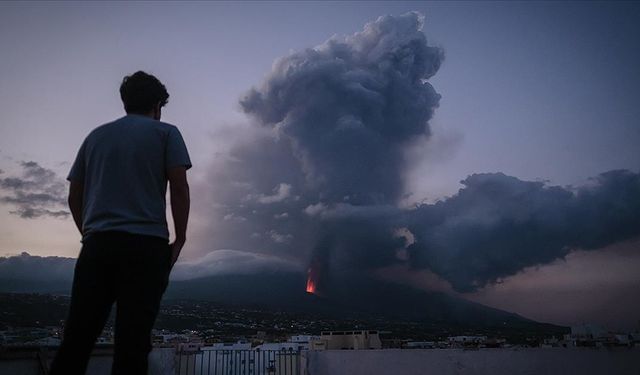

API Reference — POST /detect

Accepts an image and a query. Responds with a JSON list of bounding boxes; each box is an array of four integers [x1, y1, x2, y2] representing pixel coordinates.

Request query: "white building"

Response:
[[571, 324, 608, 339], [290, 335, 319, 344], [255, 342, 301, 351], [202, 341, 252, 351], [256, 335, 319, 352], [312, 330, 382, 350]]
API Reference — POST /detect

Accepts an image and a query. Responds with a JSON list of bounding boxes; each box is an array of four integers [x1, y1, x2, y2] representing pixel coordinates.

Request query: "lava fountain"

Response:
[[306, 266, 318, 294]]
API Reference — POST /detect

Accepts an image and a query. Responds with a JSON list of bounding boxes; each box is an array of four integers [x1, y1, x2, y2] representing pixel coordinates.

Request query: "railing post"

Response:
[[207, 349, 211, 375]]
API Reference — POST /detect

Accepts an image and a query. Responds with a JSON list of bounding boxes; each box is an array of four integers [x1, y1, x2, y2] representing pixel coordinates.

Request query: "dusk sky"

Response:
[[0, 2, 639, 330]]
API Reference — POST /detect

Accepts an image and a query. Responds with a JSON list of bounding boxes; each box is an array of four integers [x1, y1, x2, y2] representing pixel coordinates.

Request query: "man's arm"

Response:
[[168, 166, 190, 268], [68, 180, 84, 235]]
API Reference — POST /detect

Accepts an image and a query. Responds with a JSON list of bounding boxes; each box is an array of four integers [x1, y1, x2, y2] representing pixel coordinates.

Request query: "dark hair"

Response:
[[119, 71, 169, 114]]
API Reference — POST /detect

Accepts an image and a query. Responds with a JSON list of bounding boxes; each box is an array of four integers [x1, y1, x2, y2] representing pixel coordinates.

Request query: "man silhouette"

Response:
[[49, 71, 191, 374]]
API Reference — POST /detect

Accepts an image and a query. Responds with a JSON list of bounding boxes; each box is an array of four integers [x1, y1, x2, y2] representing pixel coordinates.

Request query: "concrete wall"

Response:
[[148, 348, 177, 375], [302, 348, 640, 375], [0, 347, 175, 375], [4, 347, 640, 375]]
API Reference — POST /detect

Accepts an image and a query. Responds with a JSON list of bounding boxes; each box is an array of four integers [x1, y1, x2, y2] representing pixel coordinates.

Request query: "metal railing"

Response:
[[176, 349, 301, 375]]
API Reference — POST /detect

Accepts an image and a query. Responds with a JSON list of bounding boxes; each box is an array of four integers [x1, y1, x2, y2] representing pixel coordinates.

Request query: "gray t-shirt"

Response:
[[68, 114, 192, 241]]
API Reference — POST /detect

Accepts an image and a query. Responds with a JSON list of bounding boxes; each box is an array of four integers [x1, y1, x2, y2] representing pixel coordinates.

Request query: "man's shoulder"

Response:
[[86, 116, 178, 140], [120, 115, 179, 133], [155, 120, 179, 133], [86, 116, 127, 138]]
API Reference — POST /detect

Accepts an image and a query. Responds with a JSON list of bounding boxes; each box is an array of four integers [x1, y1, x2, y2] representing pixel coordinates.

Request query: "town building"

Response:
[[311, 330, 382, 350]]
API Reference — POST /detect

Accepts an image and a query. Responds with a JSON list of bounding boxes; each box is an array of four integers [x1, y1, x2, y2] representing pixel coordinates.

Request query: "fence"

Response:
[[176, 349, 301, 375]]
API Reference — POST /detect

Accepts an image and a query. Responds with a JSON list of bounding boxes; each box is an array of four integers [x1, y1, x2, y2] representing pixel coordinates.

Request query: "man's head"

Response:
[[120, 71, 169, 120]]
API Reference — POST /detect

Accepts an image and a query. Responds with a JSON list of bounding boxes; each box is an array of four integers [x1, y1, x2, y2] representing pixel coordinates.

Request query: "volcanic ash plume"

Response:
[[206, 12, 640, 295], [241, 11, 443, 206]]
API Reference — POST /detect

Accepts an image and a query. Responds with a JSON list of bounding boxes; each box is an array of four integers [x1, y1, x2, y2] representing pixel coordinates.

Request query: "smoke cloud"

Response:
[[240, 11, 442, 205], [405, 170, 640, 292], [198, 12, 640, 294]]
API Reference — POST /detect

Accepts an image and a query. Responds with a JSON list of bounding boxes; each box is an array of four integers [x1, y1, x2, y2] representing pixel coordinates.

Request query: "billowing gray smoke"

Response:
[[406, 170, 640, 291], [204, 12, 640, 294], [241, 11, 442, 205]]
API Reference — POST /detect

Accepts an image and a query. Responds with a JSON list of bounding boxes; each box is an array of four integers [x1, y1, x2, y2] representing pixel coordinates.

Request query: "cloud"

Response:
[[268, 230, 294, 244], [304, 203, 327, 216], [240, 11, 442, 206], [223, 213, 247, 223], [0, 161, 69, 219], [9, 208, 70, 219], [169, 249, 302, 281], [253, 183, 292, 204], [405, 169, 640, 292], [196, 12, 640, 298]]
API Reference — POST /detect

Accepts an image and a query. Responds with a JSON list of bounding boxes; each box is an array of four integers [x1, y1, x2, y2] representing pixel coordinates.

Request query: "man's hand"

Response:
[[169, 237, 185, 269], [68, 180, 84, 235]]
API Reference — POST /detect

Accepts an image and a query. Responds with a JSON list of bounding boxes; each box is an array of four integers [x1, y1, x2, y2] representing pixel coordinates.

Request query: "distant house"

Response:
[[312, 330, 382, 350], [201, 341, 251, 351], [257, 335, 319, 352]]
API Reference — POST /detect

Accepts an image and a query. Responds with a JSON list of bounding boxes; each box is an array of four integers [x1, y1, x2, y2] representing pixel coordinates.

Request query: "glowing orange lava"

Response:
[[306, 267, 317, 294]]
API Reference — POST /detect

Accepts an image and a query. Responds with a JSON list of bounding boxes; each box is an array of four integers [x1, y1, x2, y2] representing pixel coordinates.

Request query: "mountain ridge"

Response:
[[0, 270, 562, 330]]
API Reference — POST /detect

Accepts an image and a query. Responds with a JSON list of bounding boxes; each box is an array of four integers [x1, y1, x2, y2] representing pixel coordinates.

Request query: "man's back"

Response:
[[50, 71, 191, 375], [69, 114, 191, 240]]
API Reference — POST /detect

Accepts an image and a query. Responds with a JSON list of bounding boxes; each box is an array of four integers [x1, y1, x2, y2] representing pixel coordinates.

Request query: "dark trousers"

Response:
[[49, 231, 172, 375]]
